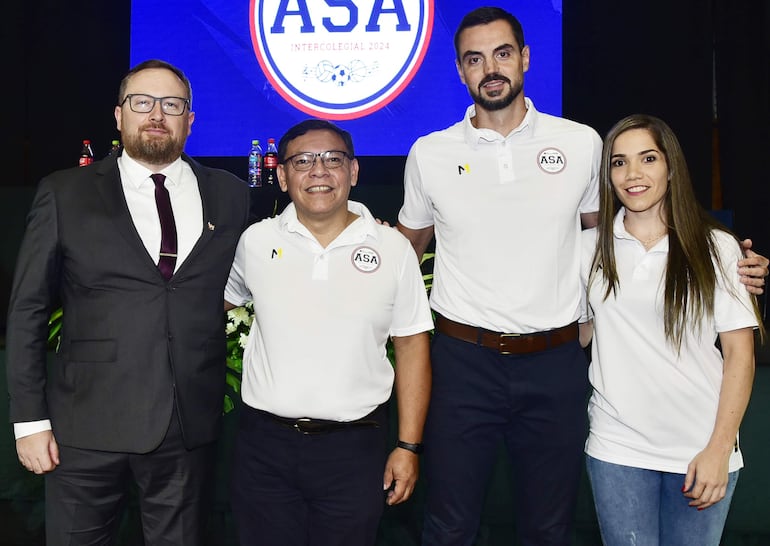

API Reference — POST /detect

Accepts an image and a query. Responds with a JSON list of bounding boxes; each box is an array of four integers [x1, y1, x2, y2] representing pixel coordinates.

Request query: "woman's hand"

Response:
[[683, 444, 732, 510]]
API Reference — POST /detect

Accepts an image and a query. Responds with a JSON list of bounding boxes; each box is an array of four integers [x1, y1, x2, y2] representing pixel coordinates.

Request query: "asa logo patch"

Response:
[[250, 0, 434, 119], [351, 245, 381, 273], [537, 147, 566, 174]]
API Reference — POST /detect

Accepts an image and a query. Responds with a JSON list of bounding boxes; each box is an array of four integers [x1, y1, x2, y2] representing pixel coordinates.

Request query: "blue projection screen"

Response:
[[130, 1, 562, 156]]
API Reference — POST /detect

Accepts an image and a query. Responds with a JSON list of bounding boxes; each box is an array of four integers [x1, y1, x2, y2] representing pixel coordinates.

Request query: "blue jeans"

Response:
[[586, 455, 738, 546]]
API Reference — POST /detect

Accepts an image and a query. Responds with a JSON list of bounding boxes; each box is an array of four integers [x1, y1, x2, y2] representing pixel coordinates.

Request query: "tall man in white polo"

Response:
[[397, 8, 599, 545]]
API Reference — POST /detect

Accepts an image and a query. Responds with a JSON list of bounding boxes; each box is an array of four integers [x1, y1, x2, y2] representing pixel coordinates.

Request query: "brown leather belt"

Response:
[[435, 314, 578, 355]]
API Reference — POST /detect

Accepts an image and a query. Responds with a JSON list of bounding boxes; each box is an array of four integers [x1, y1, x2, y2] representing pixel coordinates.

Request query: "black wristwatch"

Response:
[[396, 440, 424, 454]]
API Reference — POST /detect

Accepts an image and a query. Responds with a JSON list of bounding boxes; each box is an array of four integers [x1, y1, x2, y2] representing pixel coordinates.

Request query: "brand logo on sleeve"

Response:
[[351, 246, 380, 272], [251, 0, 434, 120]]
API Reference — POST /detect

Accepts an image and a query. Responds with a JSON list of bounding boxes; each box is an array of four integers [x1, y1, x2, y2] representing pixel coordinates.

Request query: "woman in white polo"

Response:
[[579, 114, 764, 546]]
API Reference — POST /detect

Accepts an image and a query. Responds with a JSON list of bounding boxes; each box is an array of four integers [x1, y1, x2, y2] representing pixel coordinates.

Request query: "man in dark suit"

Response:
[[5, 59, 250, 545]]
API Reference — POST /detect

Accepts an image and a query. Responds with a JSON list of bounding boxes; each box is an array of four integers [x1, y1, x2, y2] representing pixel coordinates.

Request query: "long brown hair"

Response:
[[590, 114, 764, 349]]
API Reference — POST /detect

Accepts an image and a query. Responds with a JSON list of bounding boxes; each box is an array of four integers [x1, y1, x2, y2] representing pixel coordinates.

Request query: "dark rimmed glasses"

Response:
[[283, 150, 352, 171], [121, 94, 190, 116]]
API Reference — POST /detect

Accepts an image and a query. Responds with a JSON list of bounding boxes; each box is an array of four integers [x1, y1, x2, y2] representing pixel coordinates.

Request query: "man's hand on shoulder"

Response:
[[738, 239, 769, 295], [17, 430, 60, 474]]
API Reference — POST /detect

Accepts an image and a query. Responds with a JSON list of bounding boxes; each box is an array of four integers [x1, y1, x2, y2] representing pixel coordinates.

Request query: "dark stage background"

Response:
[[1, 1, 768, 544]]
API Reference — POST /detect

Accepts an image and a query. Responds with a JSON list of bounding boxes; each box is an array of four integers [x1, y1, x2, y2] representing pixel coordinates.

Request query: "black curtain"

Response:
[[564, 0, 713, 207], [0, 1, 130, 187], [714, 0, 770, 250]]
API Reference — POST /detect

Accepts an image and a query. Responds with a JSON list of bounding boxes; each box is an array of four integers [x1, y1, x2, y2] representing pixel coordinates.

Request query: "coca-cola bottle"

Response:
[[79, 139, 94, 167], [262, 138, 278, 185]]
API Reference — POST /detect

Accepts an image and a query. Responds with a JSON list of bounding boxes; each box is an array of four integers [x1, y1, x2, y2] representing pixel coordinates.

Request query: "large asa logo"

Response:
[[250, 0, 434, 120]]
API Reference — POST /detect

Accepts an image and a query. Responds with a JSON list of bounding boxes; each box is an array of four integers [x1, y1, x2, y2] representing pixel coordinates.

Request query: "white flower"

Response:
[[239, 332, 249, 349], [227, 306, 251, 327], [225, 321, 237, 335]]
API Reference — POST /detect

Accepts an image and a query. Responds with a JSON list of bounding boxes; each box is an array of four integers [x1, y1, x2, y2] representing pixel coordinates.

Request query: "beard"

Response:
[[122, 123, 186, 166], [468, 73, 522, 111]]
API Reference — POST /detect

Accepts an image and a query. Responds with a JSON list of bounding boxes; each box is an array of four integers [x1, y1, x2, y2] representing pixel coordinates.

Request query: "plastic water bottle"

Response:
[[248, 139, 263, 187], [79, 139, 94, 167], [263, 138, 278, 185]]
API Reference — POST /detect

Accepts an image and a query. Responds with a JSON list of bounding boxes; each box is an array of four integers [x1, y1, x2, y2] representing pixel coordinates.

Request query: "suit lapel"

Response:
[[179, 154, 217, 268], [94, 156, 162, 277], [95, 154, 223, 280]]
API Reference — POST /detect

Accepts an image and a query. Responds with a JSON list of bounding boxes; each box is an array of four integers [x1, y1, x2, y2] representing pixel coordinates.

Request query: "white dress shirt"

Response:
[[118, 152, 203, 270]]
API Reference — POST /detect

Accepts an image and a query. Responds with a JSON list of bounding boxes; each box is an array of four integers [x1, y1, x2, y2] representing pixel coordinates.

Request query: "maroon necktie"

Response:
[[151, 173, 177, 280]]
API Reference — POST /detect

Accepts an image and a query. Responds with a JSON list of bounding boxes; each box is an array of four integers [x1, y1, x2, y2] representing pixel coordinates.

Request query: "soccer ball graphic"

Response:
[[331, 65, 350, 86], [311, 60, 374, 87], [317, 61, 350, 87]]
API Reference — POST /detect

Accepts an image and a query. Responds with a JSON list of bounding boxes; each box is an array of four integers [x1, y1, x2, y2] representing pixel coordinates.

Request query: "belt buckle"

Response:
[[498, 332, 521, 355], [294, 418, 313, 434]]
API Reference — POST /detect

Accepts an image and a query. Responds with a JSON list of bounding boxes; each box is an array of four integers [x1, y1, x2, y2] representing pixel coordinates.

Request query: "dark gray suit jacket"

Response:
[[6, 153, 250, 452]]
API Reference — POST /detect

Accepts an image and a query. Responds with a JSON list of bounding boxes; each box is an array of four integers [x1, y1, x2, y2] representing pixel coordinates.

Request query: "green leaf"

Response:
[[386, 338, 396, 367], [226, 357, 243, 374], [48, 307, 63, 324], [47, 323, 62, 343], [47, 307, 64, 350], [225, 371, 242, 392], [223, 394, 235, 414]]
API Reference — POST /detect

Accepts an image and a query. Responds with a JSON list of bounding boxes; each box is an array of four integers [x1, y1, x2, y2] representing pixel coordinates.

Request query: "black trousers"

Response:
[[45, 408, 216, 546], [422, 333, 590, 546], [231, 404, 388, 546]]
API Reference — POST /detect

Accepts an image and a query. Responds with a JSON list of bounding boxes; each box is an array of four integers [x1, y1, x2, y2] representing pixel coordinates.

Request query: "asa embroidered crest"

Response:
[[351, 246, 381, 273], [537, 148, 567, 174]]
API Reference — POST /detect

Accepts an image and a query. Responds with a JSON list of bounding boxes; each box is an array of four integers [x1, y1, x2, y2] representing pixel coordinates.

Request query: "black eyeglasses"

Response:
[[121, 94, 190, 116], [283, 150, 352, 171]]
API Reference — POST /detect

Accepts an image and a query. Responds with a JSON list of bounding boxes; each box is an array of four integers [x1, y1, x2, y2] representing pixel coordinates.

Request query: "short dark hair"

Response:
[[454, 7, 525, 61], [117, 59, 192, 106], [277, 119, 355, 162]]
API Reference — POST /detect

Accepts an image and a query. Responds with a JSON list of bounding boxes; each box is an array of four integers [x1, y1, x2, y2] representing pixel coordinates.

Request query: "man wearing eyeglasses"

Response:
[[223, 119, 433, 546], [6, 59, 250, 545]]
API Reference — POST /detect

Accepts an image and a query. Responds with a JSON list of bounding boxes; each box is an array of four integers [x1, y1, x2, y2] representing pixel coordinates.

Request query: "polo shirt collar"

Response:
[[344, 201, 380, 241], [279, 200, 380, 245], [463, 97, 537, 148], [118, 151, 186, 189], [613, 207, 669, 251]]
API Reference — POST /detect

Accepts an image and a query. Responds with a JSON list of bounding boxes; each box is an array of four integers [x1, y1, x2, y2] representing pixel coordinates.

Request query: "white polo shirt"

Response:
[[224, 200, 433, 421], [399, 98, 601, 333], [581, 210, 758, 473]]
